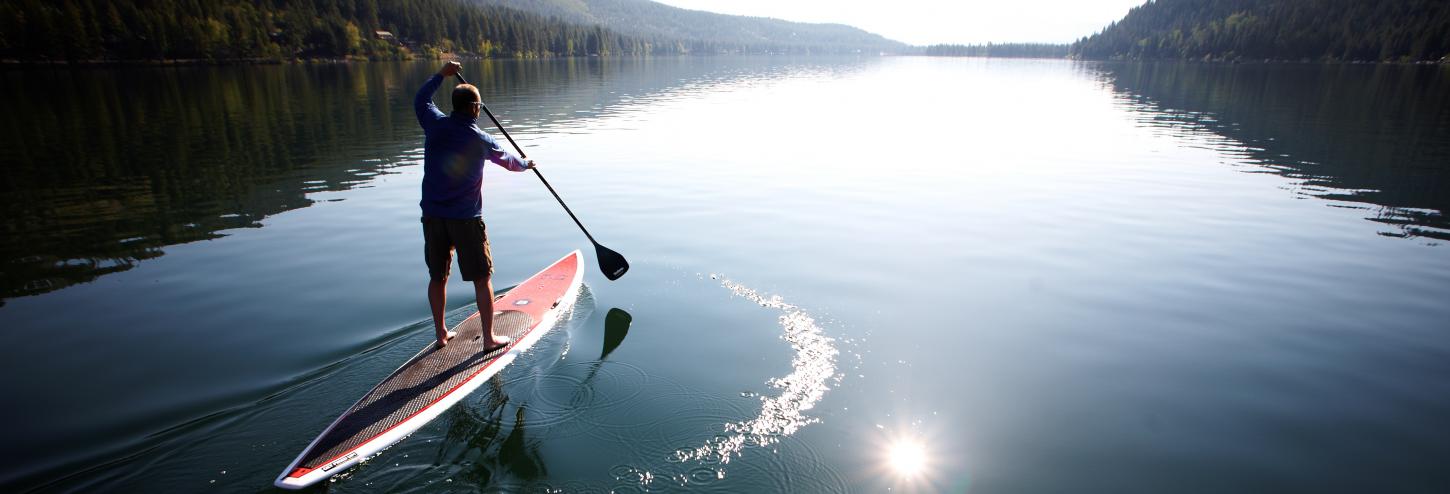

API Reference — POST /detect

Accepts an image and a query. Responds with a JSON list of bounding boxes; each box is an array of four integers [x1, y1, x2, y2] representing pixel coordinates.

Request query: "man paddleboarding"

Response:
[[416, 61, 534, 350]]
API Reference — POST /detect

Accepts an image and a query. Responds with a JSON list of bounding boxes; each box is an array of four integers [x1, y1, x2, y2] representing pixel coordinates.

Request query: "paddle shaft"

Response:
[[456, 74, 601, 245]]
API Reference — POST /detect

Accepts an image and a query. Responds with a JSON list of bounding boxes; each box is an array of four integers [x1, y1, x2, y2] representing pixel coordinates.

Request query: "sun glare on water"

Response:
[[887, 439, 930, 478]]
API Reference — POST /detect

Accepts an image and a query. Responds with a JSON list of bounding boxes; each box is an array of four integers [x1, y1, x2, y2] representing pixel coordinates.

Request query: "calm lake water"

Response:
[[2, 57, 1449, 493]]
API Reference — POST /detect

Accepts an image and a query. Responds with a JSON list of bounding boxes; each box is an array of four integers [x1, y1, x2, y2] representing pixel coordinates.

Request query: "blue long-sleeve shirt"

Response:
[[415, 74, 529, 219]]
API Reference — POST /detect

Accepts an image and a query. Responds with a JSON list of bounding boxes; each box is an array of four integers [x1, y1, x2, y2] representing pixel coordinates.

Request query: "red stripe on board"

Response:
[[290, 253, 578, 479]]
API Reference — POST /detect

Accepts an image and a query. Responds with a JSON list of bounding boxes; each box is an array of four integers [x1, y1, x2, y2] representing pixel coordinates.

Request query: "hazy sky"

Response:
[[651, 0, 1147, 45]]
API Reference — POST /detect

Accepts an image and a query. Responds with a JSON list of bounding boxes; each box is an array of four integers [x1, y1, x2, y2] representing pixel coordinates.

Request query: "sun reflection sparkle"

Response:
[[887, 438, 930, 478]]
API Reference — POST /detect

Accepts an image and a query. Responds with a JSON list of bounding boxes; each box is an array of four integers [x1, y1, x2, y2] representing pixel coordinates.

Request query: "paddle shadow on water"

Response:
[[600, 308, 633, 359]]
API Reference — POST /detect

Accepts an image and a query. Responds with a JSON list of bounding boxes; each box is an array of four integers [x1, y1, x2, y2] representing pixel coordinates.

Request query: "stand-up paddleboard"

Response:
[[274, 250, 584, 489]]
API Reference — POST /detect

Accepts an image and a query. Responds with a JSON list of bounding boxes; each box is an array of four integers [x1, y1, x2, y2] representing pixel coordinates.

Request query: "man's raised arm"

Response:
[[414, 74, 445, 128], [415, 62, 460, 128]]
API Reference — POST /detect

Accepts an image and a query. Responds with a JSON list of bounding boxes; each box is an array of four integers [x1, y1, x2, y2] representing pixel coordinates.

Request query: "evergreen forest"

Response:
[[0, 0, 892, 62], [472, 0, 903, 54], [5, 0, 1450, 63], [1072, 0, 1450, 62]]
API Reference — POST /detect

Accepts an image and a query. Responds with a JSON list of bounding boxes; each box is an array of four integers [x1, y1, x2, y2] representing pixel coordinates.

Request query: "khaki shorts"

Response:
[[422, 216, 493, 282]]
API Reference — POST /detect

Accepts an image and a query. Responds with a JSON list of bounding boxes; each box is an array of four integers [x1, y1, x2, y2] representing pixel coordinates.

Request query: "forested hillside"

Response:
[[472, 0, 904, 54], [0, 0, 662, 61], [0, 0, 899, 63], [1072, 0, 1450, 62]]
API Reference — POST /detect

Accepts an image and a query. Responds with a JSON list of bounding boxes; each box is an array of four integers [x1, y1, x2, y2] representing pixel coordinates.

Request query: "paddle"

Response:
[[456, 73, 629, 281]]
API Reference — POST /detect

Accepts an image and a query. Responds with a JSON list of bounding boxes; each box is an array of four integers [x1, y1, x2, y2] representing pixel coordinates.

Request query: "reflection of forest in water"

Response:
[[0, 63, 418, 303], [0, 58, 854, 304], [1096, 62, 1450, 242]]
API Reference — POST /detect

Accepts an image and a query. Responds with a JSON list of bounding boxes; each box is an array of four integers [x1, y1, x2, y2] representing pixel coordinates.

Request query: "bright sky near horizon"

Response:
[[650, 0, 1148, 45]]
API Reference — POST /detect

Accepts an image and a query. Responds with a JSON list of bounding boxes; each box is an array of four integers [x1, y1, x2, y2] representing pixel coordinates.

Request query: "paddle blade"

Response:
[[594, 243, 629, 280]]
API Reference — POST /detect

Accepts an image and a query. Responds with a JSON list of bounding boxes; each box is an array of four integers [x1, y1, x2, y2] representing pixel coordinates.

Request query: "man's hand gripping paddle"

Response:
[[456, 73, 629, 280]]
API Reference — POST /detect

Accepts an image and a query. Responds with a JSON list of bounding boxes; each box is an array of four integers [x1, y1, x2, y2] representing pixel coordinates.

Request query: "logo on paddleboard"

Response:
[[321, 452, 358, 472], [513, 299, 530, 306]]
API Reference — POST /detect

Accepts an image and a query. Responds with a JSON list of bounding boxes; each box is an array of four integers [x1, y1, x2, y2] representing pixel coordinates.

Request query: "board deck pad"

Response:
[[294, 310, 534, 472], [279, 251, 582, 487]]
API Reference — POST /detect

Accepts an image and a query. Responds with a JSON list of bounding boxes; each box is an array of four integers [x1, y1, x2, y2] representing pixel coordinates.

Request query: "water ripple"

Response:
[[674, 277, 839, 464]]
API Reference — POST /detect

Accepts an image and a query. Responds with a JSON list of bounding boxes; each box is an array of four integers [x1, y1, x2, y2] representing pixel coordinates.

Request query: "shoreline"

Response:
[[0, 53, 890, 67], [5, 54, 1445, 67], [919, 55, 1448, 65], [1, 54, 435, 67]]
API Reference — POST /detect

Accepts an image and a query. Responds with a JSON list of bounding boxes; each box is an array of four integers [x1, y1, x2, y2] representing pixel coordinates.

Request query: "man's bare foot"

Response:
[[435, 330, 458, 349], [482, 335, 512, 353]]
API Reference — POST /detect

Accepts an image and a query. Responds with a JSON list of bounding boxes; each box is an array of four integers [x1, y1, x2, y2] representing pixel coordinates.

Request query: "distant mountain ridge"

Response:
[[1072, 0, 1450, 62], [473, 0, 906, 53]]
